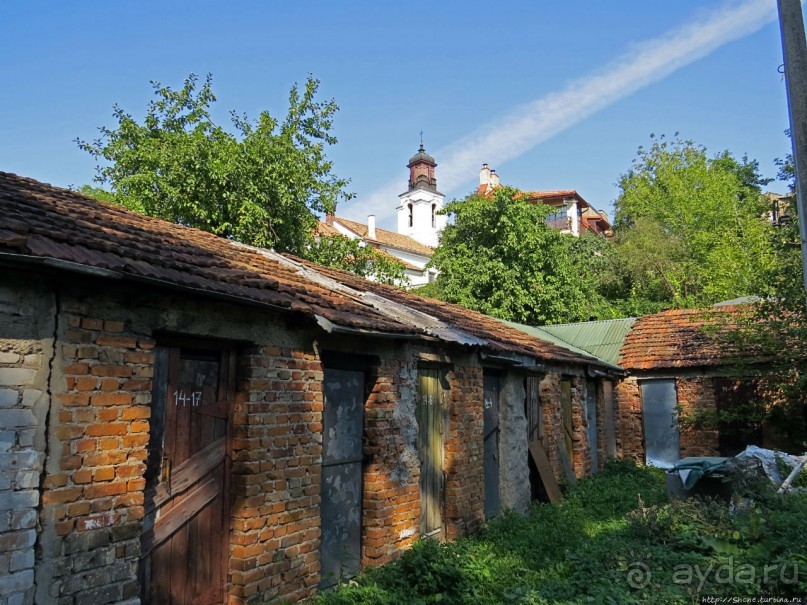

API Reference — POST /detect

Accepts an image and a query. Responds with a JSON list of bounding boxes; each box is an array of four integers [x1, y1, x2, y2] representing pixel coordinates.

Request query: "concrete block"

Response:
[[0, 369, 36, 387], [14, 470, 39, 490], [0, 490, 38, 511], [0, 431, 13, 453], [11, 509, 37, 530], [0, 409, 36, 428], [0, 352, 20, 364], [20, 390, 42, 408], [0, 451, 39, 471], [8, 590, 30, 605], [22, 355, 40, 368], [9, 549, 34, 572], [0, 570, 34, 596], [0, 511, 9, 532], [0, 474, 10, 490], [0, 389, 18, 406], [0, 528, 35, 551], [16, 430, 33, 448]]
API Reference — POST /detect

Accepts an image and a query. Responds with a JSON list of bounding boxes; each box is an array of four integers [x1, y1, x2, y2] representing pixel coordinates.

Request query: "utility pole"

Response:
[[778, 0, 807, 308]]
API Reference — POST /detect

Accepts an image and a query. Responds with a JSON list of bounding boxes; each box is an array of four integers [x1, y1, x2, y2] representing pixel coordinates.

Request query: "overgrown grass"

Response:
[[314, 459, 807, 604]]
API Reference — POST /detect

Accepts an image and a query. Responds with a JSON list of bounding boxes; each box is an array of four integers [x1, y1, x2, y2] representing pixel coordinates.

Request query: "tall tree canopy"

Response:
[[426, 187, 596, 325], [78, 73, 351, 255], [612, 135, 776, 308]]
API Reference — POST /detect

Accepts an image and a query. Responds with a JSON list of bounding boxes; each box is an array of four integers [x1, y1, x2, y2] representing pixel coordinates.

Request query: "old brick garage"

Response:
[[0, 173, 619, 605]]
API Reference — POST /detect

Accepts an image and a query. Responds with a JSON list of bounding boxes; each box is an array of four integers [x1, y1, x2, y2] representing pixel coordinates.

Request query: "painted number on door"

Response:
[[174, 390, 202, 407]]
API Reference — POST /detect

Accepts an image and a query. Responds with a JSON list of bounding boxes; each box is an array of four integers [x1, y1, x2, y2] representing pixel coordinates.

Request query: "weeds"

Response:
[[314, 459, 807, 604]]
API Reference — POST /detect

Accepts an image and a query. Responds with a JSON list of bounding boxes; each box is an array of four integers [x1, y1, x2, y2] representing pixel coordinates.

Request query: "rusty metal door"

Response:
[[483, 373, 500, 519], [417, 368, 446, 537], [141, 346, 232, 605], [319, 367, 365, 587], [585, 381, 599, 473], [641, 379, 680, 468]]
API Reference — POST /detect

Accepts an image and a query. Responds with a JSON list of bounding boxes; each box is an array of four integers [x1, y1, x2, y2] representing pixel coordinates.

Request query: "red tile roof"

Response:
[[619, 306, 758, 370], [329, 217, 435, 257], [0, 171, 606, 368]]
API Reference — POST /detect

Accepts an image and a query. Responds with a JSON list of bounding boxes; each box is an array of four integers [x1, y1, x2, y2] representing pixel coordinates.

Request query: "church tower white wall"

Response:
[[396, 143, 446, 247]]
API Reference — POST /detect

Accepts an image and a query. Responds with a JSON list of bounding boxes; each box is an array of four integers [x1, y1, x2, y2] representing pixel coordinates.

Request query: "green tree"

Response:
[[426, 187, 596, 325], [721, 152, 807, 447], [306, 234, 406, 286], [613, 135, 776, 308], [77, 73, 351, 254]]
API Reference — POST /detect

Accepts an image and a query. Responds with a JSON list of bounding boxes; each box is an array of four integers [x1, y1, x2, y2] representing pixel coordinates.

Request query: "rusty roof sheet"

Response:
[[293, 258, 615, 368], [0, 171, 603, 367], [619, 306, 758, 370]]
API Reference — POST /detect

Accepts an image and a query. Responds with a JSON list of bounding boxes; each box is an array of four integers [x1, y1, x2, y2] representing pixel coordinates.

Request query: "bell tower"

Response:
[[397, 141, 446, 247]]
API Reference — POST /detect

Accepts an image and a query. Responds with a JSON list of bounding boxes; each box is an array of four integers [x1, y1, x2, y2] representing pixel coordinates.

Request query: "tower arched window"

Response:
[[408, 204, 413, 228], [431, 204, 436, 228]]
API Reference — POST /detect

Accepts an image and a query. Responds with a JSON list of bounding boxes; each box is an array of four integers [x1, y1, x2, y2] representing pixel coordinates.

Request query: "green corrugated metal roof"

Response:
[[498, 319, 625, 372], [540, 318, 637, 365]]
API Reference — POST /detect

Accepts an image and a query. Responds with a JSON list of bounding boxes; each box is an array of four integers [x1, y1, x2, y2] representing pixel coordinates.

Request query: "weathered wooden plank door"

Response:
[[641, 379, 680, 468], [525, 376, 562, 502], [141, 346, 232, 605], [585, 381, 599, 473], [417, 368, 446, 537], [483, 372, 500, 519], [319, 367, 365, 588], [602, 380, 617, 459]]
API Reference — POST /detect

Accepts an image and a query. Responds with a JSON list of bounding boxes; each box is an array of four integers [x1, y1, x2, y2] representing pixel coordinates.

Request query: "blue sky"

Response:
[[1, 1, 797, 230]]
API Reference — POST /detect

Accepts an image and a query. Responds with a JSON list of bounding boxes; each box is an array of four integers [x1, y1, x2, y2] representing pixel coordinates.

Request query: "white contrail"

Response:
[[346, 0, 778, 225]]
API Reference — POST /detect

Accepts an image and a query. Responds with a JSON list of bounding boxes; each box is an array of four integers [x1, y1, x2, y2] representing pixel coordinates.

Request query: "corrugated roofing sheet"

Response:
[[496, 319, 623, 372], [541, 318, 637, 365]]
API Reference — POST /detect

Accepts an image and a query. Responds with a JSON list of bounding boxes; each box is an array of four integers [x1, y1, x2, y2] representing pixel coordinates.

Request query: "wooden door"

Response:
[[585, 381, 599, 473], [319, 367, 365, 588], [140, 346, 233, 605], [559, 380, 574, 470], [417, 368, 446, 537], [483, 373, 500, 519]]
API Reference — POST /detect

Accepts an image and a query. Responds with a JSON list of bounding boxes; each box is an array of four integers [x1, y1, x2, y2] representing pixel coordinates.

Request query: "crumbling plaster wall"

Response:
[[497, 371, 529, 514]]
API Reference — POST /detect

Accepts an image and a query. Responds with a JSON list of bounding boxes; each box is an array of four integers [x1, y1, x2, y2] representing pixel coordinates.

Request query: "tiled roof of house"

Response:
[[619, 307, 756, 370], [330, 217, 435, 257], [0, 171, 608, 368], [314, 222, 422, 271]]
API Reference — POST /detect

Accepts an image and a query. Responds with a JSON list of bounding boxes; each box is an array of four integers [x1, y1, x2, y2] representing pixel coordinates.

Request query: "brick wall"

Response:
[[538, 372, 590, 485], [362, 355, 420, 566], [615, 376, 644, 462], [37, 301, 153, 605], [615, 375, 721, 464], [229, 345, 323, 605], [443, 364, 484, 540], [677, 378, 720, 457]]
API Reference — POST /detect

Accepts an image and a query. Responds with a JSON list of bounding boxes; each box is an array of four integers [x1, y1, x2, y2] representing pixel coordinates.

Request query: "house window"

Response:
[[431, 204, 436, 228], [408, 204, 413, 228]]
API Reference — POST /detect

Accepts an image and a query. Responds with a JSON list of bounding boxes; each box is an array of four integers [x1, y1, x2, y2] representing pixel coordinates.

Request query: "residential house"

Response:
[[0, 171, 617, 605], [477, 164, 613, 237]]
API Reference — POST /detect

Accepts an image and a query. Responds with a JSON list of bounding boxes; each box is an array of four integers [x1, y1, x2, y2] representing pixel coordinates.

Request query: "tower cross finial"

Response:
[[419, 130, 423, 148]]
